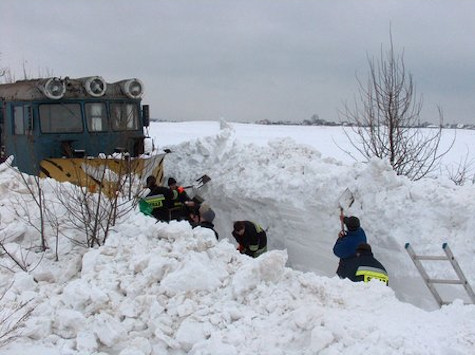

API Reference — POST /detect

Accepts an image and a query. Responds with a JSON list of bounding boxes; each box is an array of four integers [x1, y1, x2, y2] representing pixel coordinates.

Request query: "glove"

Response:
[[237, 244, 244, 253]]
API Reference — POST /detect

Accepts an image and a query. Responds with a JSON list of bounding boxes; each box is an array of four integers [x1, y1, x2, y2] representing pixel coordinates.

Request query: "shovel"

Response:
[[337, 188, 355, 232], [183, 174, 211, 189]]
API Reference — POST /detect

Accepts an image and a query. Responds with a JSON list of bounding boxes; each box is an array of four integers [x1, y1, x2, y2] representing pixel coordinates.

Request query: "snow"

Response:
[[1, 121, 474, 354]]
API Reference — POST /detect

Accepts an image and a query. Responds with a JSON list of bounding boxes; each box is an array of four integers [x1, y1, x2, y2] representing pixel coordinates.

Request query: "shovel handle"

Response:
[[340, 207, 345, 232]]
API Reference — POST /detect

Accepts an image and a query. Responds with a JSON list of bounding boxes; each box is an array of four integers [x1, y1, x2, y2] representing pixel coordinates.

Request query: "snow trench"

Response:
[[163, 122, 475, 310]]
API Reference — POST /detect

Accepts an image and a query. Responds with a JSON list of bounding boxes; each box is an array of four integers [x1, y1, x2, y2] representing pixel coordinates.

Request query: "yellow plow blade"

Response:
[[39, 154, 166, 197]]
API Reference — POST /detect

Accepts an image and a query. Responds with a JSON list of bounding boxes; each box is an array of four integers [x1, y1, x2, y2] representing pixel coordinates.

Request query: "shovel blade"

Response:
[[338, 188, 355, 210], [196, 174, 211, 186], [183, 174, 212, 189]]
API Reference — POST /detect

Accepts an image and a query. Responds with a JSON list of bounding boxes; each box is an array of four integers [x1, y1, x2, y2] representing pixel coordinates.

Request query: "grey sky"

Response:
[[2, 0, 475, 124]]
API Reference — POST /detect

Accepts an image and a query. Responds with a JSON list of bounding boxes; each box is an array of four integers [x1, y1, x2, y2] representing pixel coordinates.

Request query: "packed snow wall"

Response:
[[161, 123, 475, 310]]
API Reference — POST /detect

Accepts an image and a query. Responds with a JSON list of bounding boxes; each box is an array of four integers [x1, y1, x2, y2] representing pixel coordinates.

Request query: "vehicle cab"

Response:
[[0, 76, 151, 175]]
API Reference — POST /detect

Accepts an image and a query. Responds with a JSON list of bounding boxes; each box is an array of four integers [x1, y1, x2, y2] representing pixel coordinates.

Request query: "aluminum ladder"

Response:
[[405, 242, 475, 307]]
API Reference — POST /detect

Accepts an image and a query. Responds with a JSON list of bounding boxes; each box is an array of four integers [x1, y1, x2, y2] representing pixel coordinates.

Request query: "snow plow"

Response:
[[0, 76, 165, 196]]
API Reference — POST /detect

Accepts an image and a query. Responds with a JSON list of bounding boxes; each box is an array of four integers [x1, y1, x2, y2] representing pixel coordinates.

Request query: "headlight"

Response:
[[83, 76, 107, 97], [121, 78, 144, 99], [39, 77, 65, 100]]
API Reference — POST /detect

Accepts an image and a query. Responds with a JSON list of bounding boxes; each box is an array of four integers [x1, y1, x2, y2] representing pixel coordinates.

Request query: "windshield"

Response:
[[39, 103, 83, 133], [38, 102, 140, 133]]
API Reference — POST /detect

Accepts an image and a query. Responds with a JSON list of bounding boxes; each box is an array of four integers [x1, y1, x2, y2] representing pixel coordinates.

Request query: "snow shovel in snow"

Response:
[[337, 188, 355, 232], [183, 174, 211, 189]]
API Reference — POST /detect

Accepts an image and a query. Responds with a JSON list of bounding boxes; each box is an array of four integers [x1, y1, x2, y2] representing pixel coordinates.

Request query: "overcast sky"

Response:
[[2, 0, 475, 124]]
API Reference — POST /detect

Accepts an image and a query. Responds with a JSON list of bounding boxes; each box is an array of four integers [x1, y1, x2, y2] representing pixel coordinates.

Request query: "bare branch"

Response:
[[446, 148, 475, 186], [339, 31, 454, 181]]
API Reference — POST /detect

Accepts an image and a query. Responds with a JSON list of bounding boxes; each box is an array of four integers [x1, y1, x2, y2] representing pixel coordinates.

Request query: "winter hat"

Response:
[[199, 204, 215, 223], [233, 221, 245, 234], [356, 243, 372, 253], [145, 175, 156, 188], [343, 216, 360, 231], [167, 177, 177, 186], [201, 209, 215, 223]]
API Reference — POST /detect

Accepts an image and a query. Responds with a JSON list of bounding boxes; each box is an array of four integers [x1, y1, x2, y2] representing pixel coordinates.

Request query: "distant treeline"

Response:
[[255, 116, 475, 130], [150, 116, 475, 130]]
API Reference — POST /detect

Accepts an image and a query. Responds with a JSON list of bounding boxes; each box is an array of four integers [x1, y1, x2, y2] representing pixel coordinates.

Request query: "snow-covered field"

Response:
[[0, 121, 474, 354]]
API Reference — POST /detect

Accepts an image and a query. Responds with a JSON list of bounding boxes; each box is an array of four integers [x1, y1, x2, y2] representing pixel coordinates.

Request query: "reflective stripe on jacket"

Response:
[[249, 222, 265, 252], [144, 194, 166, 208], [341, 250, 389, 285], [355, 266, 389, 285], [234, 221, 268, 258]]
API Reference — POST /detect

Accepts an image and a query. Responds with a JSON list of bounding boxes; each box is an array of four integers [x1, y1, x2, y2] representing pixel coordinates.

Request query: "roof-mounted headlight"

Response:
[[83, 76, 107, 97], [121, 78, 144, 99], [39, 77, 66, 100]]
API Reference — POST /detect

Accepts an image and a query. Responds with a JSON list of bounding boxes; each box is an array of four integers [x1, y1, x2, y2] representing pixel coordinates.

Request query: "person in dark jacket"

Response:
[[188, 205, 201, 228], [193, 203, 219, 240], [168, 177, 195, 221], [140, 175, 174, 222], [232, 221, 267, 258], [333, 215, 367, 278], [342, 243, 389, 285]]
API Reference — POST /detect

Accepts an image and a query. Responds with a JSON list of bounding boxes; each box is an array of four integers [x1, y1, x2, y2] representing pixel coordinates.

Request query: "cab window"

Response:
[[13, 106, 25, 134], [13, 105, 33, 135], [39, 104, 83, 133], [86, 103, 108, 132], [111, 103, 139, 131]]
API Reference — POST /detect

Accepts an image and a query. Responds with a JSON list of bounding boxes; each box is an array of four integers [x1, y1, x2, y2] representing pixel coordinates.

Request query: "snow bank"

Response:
[[0, 121, 474, 354], [161, 122, 475, 310]]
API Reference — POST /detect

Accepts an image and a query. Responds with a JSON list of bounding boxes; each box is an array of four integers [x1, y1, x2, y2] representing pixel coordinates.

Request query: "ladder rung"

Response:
[[414, 255, 448, 261], [427, 279, 465, 285]]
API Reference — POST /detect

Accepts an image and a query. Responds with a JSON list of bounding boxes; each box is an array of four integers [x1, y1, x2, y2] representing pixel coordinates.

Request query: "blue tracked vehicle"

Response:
[[0, 76, 165, 195]]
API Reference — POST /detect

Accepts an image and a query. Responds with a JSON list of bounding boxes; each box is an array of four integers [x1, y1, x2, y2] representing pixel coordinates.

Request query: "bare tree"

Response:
[[0, 163, 50, 271], [15, 174, 49, 252], [4, 158, 142, 256], [52, 157, 144, 248], [339, 32, 454, 181], [0, 53, 14, 83], [446, 150, 475, 186], [0, 54, 52, 84]]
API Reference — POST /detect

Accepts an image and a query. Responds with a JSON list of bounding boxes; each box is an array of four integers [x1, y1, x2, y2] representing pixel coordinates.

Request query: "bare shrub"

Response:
[[0, 165, 50, 271], [14, 174, 49, 252], [51, 157, 144, 248], [2, 156, 143, 268], [0, 54, 14, 84], [339, 31, 454, 181], [446, 150, 475, 186]]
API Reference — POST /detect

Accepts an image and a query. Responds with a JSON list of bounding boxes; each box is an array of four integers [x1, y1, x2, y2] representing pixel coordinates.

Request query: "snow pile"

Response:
[[0, 121, 474, 354], [160, 121, 475, 310]]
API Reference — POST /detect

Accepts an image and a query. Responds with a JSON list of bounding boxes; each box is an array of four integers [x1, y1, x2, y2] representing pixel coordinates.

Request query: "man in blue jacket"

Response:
[[333, 216, 367, 278]]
